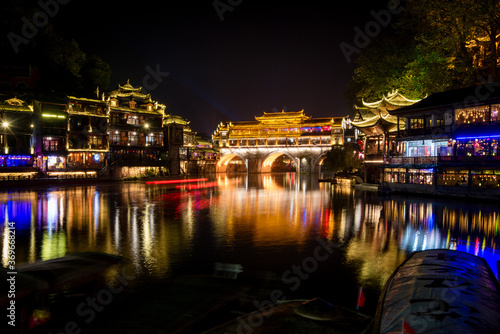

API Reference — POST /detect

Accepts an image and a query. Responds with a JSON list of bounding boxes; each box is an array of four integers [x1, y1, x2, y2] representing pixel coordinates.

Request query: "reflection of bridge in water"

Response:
[[212, 110, 349, 173]]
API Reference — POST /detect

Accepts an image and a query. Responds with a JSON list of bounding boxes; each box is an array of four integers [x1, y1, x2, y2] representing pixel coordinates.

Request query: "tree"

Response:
[[401, 0, 500, 81], [346, 0, 500, 107], [80, 55, 112, 94], [345, 36, 452, 105], [323, 144, 361, 176], [0, 1, 111, 95]]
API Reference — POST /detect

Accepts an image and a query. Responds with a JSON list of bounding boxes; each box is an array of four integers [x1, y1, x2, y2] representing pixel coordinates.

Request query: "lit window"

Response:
[[128, 132, 138, 145], [110, 132, 120, 145], [127, 115, 139, 125], [43, 138, 59, 151]]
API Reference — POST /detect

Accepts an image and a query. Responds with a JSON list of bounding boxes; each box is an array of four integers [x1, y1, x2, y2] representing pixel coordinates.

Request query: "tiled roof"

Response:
[[0, 97, 33, 112], [391, 83, 500, 115]]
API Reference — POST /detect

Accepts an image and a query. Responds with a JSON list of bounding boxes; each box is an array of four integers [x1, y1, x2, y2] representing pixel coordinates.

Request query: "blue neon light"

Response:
[[456, 134, 500, 140], [0, 155, 33, 168]]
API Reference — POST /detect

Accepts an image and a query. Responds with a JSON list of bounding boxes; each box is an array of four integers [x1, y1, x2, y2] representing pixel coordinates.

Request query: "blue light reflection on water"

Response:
[[0, 200, 31, 231], [388, 196, 500, 278]]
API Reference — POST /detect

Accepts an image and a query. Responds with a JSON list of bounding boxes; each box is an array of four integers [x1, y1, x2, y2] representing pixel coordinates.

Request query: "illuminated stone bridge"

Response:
[[212, 110, 348, 173]]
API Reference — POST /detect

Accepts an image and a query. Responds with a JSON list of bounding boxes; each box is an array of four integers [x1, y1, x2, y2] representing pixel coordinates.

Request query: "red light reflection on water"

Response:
[[175, 182, 218, 190], [145, 178, 208, 185]]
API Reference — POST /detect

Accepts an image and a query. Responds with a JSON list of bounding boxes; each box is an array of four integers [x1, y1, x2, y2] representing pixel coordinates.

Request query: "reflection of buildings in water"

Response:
[[41, 231, 67, 260], [345, 198, 500, 287], [209, 180, 331, 248], [0, 191, 38, 265], [345, 200, 408, 289], [1, 179, 499, 284]]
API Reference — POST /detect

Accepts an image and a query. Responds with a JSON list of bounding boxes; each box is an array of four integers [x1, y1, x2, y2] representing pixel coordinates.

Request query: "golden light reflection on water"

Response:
[[0, 176, 499, 287]]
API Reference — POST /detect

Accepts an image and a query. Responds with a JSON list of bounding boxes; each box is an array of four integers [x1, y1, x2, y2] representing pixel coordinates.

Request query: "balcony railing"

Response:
[[384, 156, 438, 165], [438, 155, 500, 163], [384, 155, 500, 165]]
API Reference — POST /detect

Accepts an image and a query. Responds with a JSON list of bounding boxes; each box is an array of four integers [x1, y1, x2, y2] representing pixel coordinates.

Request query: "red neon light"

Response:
[[146, 178, 208, 185]]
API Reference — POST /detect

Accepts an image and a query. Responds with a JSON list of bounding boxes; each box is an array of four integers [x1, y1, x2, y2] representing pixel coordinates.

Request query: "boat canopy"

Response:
[[374, 249, 500, 334]]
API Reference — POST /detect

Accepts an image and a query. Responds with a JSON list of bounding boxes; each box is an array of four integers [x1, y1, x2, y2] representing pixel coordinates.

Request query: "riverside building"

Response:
[[383, 83, 500, 198]]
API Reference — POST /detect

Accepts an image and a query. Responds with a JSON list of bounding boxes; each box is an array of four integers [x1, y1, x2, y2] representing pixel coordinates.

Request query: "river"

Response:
[[2, 173, 500, 314]]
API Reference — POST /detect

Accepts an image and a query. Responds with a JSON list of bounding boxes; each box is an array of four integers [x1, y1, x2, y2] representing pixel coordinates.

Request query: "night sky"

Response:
[[51, 0, 392, 135]]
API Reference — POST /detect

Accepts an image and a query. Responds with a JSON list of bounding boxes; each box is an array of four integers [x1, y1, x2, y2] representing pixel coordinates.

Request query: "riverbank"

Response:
[[384, 182, 500, 201]]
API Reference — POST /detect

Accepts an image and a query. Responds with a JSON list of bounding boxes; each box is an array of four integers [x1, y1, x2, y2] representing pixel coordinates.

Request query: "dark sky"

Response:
[[52, 0, 391, 135]]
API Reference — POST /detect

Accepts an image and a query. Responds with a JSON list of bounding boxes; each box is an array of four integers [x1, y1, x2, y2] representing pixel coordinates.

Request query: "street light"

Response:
[[2, 121, 8, 128]]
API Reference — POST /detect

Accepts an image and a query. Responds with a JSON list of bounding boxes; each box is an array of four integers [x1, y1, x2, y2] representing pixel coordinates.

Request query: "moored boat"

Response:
[[203, 298, 373, 334], [373, 249, 500, 334]]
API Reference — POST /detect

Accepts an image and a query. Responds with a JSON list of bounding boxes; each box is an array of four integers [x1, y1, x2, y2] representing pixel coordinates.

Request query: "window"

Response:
[[127, 115, 139, 125], [129, 100, 136, 109], [89, 136, 103, 148], [146, 133, 163, 146], [111, 114, 120, 124], [128, 132, 138, 145], [43, 138, 59, 151], [299, 137, 309, 145], [110, 99, 118, 107], [491, 105, 500, 122], [110, 132, 120, 144], [410, 118, 424, 129], [455, 106, 488, 124]]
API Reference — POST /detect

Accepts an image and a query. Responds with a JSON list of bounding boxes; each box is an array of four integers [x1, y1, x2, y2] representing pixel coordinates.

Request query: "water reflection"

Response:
[[0, 174, 499, 292]]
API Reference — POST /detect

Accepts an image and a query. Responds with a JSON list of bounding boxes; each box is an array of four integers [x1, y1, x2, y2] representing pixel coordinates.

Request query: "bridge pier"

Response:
[[298, 157, 313, 174], [246, 158, 262, 173]]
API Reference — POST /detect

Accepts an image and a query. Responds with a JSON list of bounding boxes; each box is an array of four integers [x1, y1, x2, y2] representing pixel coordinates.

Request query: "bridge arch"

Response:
[[261, 151, 297, 173], [313, 152, 329, 174], [216, 153, 247, 173]]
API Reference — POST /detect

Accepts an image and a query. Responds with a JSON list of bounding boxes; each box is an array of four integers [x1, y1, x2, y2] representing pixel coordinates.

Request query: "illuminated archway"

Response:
[[262, 152, 297, 173], [313, 152, 329, 174], [216, 153, 247, 173]]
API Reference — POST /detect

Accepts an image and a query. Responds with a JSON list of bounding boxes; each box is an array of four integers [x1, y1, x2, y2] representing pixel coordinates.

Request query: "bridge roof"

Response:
[[254, 110, 311, 122]]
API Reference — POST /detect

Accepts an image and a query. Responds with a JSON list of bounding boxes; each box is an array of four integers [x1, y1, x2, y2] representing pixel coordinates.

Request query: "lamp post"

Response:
[[2, 121, 8, 154]]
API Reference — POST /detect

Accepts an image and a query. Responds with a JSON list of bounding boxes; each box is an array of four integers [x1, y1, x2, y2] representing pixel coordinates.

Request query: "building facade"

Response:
[[383, 83, 500, 198], [106, 81, 168, 177], [33, 96, 68, 173], [0, 81, 187, 178], [0, 97, 34, 171], [67, 96, 109, 172]]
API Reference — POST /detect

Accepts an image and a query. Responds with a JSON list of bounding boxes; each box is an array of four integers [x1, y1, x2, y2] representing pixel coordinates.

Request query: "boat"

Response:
[[2, 252, 128, 332], [203, 298, 373, 333], [373, 249, 500, 334]]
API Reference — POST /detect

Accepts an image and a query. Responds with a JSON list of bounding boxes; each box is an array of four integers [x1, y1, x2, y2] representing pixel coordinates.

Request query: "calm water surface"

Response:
[[2, 173, 500, 311]]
